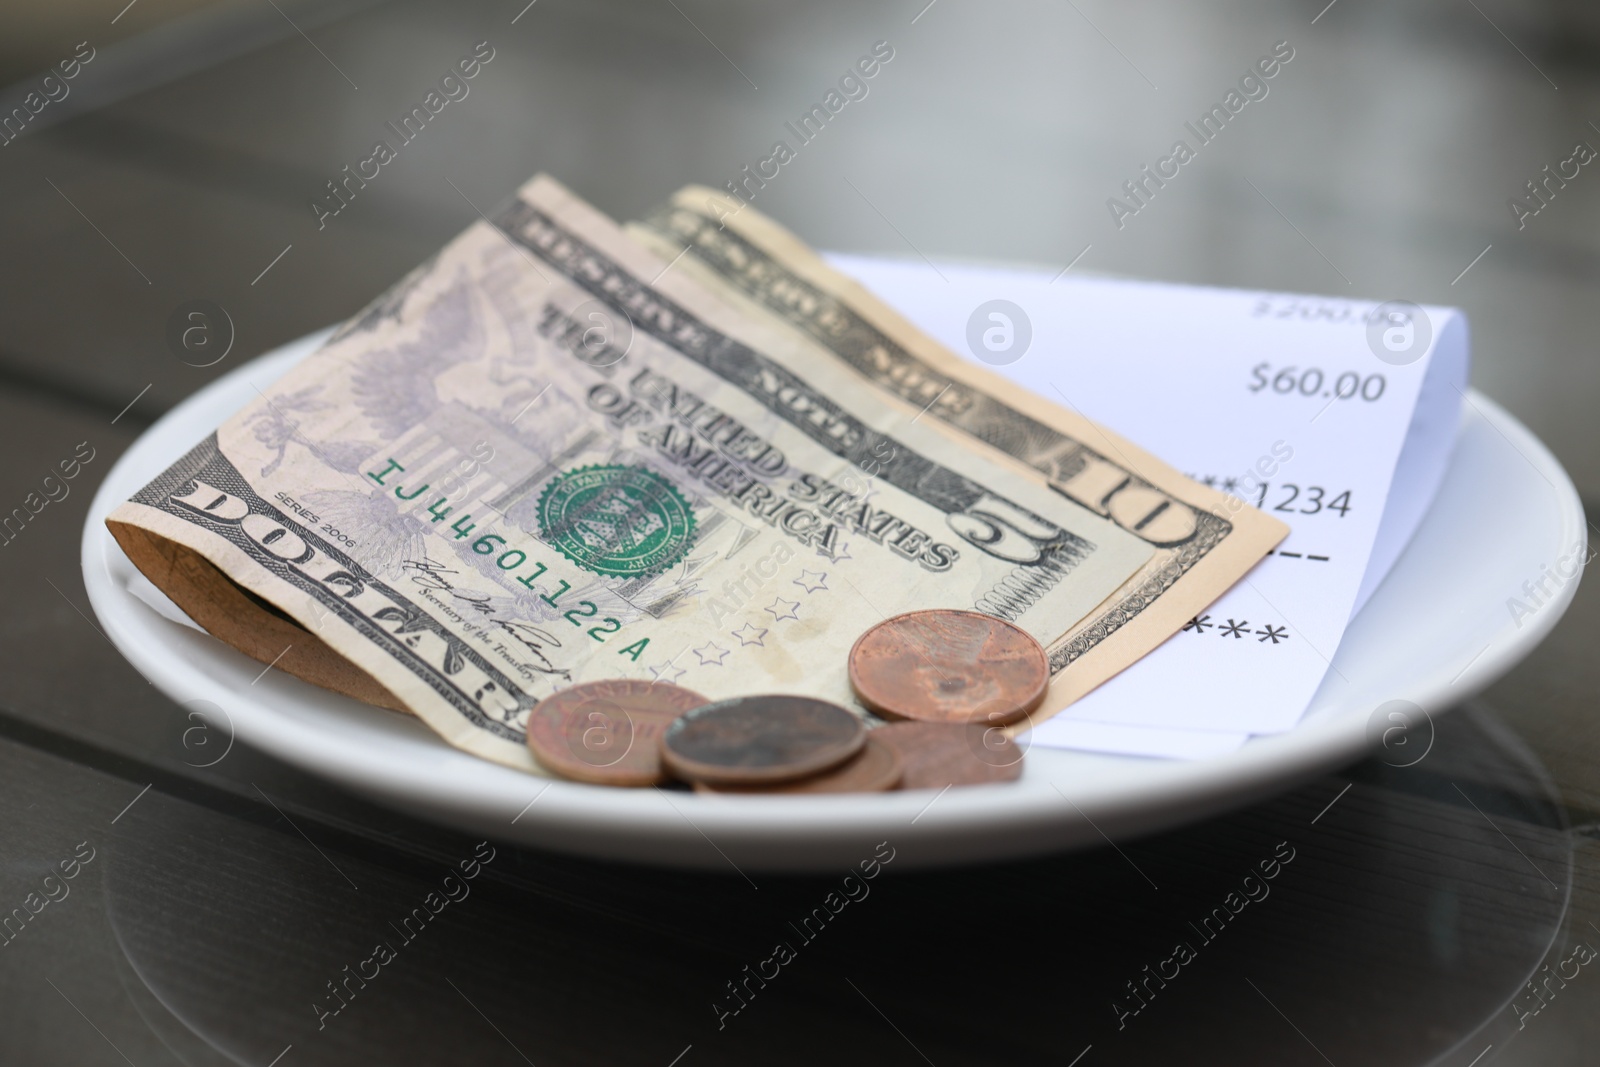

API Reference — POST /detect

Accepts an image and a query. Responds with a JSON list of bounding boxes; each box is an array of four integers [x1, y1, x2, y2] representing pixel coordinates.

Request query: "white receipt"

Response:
[[828, 255, 1468, 759]]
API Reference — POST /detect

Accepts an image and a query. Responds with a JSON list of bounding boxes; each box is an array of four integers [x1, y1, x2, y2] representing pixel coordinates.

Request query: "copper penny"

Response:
[[848, 609, 1049, 725], [871, 721, 1024, 789], [527, 679, 707, 786], [694, 737, 903, 795], [659, 695, 866, 785]]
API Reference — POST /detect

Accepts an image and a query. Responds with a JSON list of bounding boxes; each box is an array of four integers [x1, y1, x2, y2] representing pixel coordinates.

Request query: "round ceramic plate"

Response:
[[83, 330, 1585, 872]]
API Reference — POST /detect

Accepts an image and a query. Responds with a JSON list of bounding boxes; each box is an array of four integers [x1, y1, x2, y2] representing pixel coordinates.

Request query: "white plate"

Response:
[[83, 330, 1586, 871]]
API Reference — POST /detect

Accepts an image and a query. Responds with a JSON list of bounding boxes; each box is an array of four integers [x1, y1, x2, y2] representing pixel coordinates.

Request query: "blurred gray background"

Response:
[[2, 0, 1598, 497]]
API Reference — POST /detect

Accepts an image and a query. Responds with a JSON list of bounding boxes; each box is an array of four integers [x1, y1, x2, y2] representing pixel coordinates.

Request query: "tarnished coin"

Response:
[[872, 721, 1024, 790], [848, 609, 1049, 725], [527, 679, 707, 786], [695, 737, 903, 795], [659, 695, 866, 785]]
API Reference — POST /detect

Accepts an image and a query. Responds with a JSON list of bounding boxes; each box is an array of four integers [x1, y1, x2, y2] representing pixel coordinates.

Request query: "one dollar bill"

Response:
[[109, 175, 1155, 773], [628, 186, 1288, 721]]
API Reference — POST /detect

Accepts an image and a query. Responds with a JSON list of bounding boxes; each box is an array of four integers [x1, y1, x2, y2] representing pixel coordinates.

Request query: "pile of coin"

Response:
[[525, 609, 1041, 793]]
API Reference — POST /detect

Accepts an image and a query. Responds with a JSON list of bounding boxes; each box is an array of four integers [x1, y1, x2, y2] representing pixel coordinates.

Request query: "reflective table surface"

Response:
[[1, 1, 1597, 1063]]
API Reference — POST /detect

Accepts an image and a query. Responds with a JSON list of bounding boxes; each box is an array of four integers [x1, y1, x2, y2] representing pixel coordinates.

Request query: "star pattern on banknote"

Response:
[[1256, 624, 1289, 644], [765, 597, 800, 622], [694, 641, 730, 666], [819, 539, 853, 563], [648, 661, 687, 684], [1222, 477, 1239, 493], [731, 622, 768, 647], [793, 569, 828, 594], [1182, 614, 1214, 633], [1219, 618, 1250, 639]]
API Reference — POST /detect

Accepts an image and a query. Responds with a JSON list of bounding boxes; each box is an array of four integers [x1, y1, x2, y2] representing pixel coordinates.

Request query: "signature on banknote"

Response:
[[402, 557, 572, 692]]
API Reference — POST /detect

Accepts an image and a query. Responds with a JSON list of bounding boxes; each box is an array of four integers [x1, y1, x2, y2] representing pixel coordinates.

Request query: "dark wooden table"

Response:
[[1, 1, 1597, 1063]]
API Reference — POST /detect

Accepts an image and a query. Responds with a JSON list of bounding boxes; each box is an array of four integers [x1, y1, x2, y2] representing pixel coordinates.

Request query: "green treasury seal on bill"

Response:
[[537, 464, 696, 578]]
